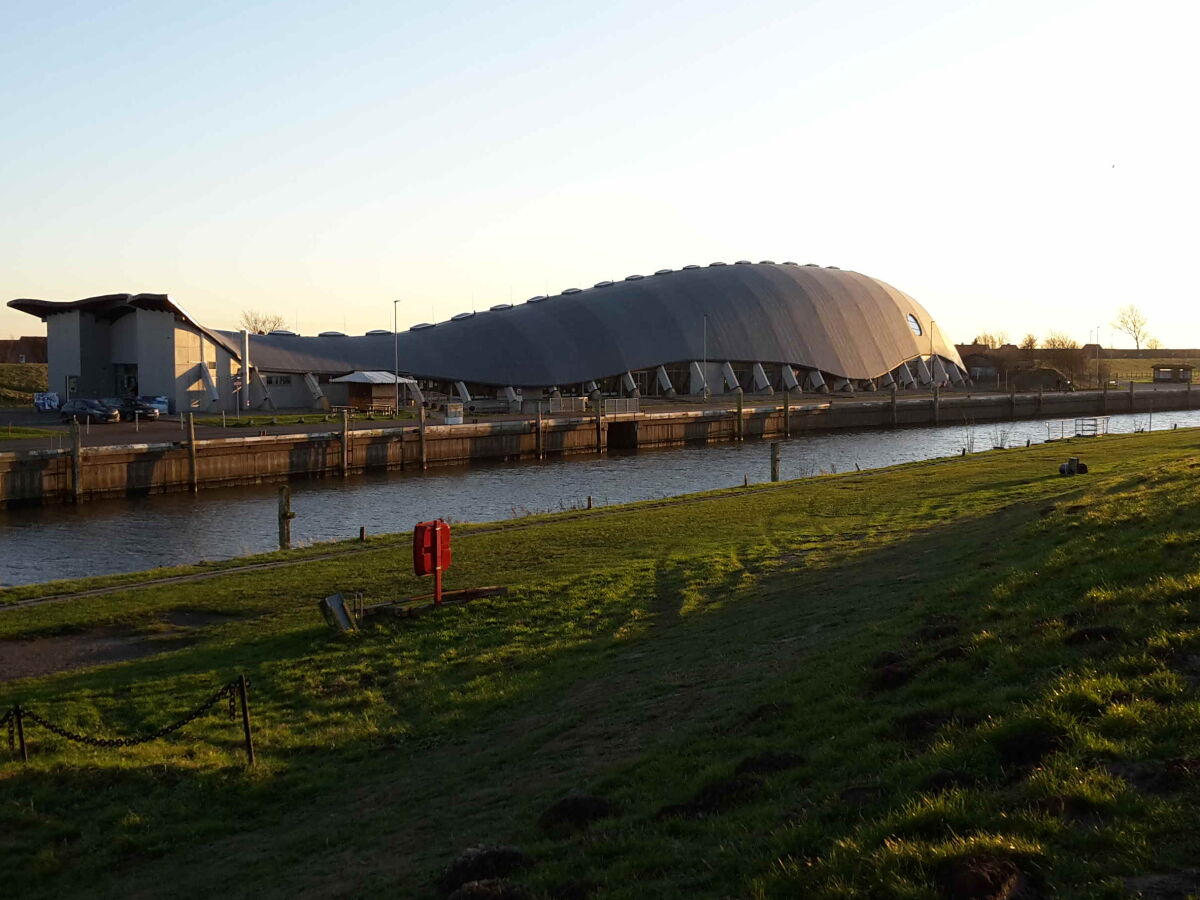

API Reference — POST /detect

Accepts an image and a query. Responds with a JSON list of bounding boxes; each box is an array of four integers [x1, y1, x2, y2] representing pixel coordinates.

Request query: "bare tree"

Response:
[[971, 331, 1009, 349], [1146, 336, 1163, 350], [1019, 333, 1038, 350], [1112, 305, 1150, 350], [1043, 331, 1079, 350], [239, 310, 288, 334]]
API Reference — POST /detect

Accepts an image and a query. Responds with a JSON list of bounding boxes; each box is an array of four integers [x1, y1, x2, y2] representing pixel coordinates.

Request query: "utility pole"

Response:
[[393, 299, 401, 412]]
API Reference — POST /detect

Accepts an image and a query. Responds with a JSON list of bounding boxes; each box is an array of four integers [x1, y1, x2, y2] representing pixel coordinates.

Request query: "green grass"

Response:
[[0, 362, 48, 406], [2, 431, 1200, 898], [0, 425, 59, 441]]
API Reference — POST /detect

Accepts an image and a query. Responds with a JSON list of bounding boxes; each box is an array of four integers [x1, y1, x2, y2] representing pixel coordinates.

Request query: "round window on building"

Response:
[[907, 314, 923, 336]]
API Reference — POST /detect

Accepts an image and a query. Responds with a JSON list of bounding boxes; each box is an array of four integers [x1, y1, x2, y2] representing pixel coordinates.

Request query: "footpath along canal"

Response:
[[3, 407, 1199, 586]]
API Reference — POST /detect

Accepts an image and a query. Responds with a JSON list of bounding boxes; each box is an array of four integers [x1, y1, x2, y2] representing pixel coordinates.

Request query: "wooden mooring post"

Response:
[[594, 404, 603, 453], [70, 419, 83, 504], [419, 406, 428, 470], [536, 404, 544, 459], [932, 385, 940, 425], [736, 389, 744, 442], [783, 389, 791, 438], [187, 413, 198, 493], [1009, 387, 1017, 420], [890, 385, 898, 429], [770, 442, 781, 482], [341, 409, 350, 477], [277, 485, 294, 550]]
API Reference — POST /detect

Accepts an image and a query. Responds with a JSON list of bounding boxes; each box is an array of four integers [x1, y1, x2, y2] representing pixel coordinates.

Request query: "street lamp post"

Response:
[[393, 299, 401, 411]]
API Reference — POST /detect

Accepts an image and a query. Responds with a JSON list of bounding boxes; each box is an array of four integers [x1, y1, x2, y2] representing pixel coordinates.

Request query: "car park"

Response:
[[59, 399, 120, 424]]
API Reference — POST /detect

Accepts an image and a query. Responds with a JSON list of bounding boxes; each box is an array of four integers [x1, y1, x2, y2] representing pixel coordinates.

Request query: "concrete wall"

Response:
[[46, 312, 81, 398], [78, 313, 113, 398], [137, 310, 177, 404]]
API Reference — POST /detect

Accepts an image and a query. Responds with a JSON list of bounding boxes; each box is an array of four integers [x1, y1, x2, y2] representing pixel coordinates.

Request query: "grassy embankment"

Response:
[[0, 364, 55, 439], [0, 362, 47, 406], [2, 430, 1200, 898]]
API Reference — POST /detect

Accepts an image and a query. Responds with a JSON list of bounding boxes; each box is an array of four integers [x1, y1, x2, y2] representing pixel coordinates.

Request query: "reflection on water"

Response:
[[3, 409, 1199, 586]]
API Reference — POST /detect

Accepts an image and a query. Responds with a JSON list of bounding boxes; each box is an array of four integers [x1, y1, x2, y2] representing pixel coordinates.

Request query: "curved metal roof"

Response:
[[9, 263, 965, 387], [226, 263, 962, 385]]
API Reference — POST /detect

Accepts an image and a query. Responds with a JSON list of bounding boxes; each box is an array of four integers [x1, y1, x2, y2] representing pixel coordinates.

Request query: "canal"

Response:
[[3, 408, 1199, 586]]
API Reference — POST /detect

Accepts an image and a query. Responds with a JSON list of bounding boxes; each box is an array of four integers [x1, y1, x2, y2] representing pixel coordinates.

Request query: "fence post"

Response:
[[770, 442, 781, 482], [70, 419, 83, 504], [187, 413, 198, 493], [15, 704, 28, 762], [237, 675, 255, 767]]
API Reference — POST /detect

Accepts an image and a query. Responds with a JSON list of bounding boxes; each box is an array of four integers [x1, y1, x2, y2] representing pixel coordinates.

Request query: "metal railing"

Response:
[[548, 397, 588, 414], [602, 398, 640, 415]]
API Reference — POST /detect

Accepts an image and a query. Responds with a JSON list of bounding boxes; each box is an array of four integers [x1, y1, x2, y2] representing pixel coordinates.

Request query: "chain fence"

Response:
[[4, 674, 255, 766]]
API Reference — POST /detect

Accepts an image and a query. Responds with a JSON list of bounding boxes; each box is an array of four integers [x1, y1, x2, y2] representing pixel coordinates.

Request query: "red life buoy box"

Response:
[[413, 519, 452, 577]]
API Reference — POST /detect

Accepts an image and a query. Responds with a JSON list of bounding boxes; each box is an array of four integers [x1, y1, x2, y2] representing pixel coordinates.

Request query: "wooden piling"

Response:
[[770, 442, 781, 482], [1009, 387, 1016, 420], [341, 409, 350, 477], [932, 385, 940, 425], [187, 413, 198, 493], [783, 389, 791, 438], [70, 419, 82, 504], [277, 485, 293, 550], [736, 389, 744, 442], [536, 405, 544, 459], [594, 404, 603, 453], [419, 406, 427, 471], [890, 385, 898, 429]]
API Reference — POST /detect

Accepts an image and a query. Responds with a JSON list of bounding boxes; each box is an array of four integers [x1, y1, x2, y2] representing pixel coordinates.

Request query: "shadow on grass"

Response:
[[7, 478, 1199, 899]]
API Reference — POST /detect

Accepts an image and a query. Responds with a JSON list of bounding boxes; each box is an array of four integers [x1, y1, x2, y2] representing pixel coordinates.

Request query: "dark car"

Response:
[[111, 398, 161, 421], [60, 399, 120, 424]]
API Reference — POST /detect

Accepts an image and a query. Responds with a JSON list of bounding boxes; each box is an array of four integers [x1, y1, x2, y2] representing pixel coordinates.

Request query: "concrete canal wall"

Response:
[[2, 385, 1195, 506]]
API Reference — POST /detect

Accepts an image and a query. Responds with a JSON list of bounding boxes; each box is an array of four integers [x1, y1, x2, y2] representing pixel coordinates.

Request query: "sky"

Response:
[[2, 0, 1198, 347]]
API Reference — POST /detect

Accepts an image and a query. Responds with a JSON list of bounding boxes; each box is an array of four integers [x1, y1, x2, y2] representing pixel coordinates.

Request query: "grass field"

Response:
[[2, 430, 1200, 898], [0, 361, 48, 406]]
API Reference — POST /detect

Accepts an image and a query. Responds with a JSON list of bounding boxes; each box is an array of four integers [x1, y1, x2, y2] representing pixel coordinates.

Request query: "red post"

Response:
[[433, 521, 444, 606]]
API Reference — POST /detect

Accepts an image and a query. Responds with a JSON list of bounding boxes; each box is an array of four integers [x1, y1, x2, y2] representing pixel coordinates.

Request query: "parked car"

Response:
[[60, 399, 120, 424], [104, 397, 161, 421]]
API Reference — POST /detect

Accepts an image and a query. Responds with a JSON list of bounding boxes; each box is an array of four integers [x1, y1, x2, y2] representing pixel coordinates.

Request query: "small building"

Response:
[[328, 371, 418, 410], [1152, 365, 1194, 383]]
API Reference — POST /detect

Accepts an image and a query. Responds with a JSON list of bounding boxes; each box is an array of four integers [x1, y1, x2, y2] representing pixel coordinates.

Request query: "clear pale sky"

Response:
[[3, 0, 1198, 347]]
